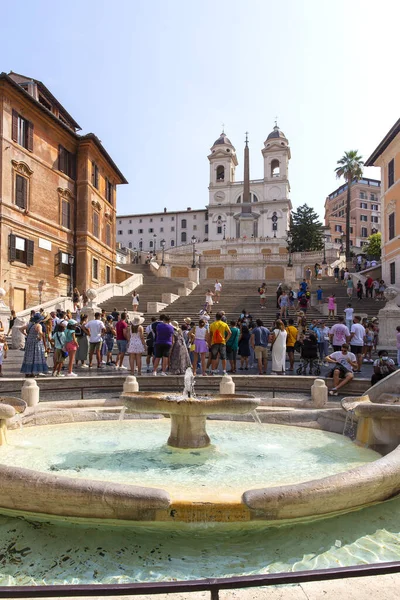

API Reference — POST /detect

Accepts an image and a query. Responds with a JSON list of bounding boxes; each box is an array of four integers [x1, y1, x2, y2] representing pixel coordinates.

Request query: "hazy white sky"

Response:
[[2, 0, 399, 219]]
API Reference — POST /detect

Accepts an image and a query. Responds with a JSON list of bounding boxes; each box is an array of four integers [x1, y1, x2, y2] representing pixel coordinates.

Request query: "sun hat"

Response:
[[106, 315, 114, 321], [171, 320, 179, 329], [183, 317, 192, 324], [68, 319, 77, 325], [32, 313, 43, 323], [131, 315, 145, 326]]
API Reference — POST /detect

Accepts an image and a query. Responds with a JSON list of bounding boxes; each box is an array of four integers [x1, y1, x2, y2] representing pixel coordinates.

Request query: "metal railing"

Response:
[[1, 561, 400, 598]]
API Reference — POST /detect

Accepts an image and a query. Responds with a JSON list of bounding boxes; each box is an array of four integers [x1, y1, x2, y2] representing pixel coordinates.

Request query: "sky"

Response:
[[1, 0, 399, 220]]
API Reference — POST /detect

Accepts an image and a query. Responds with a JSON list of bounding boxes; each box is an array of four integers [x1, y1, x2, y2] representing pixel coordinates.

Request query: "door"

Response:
[[13, 288, 26, 312]]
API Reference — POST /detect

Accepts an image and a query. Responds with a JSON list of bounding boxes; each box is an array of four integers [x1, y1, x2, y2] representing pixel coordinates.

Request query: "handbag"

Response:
[[270, 330, 280, 349], [61, 350, 69, 359]]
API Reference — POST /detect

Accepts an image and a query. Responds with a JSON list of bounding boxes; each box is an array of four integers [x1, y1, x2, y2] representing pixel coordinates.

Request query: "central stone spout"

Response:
[[121, 392, 260, 449]]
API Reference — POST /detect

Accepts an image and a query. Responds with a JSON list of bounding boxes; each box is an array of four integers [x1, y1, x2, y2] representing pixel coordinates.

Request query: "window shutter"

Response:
[[8, 234, 17, 262], [71, 153, 76, 180], [16, 175, 27, 209], [95, 165, 99, 189], [62, 200, 70, 228], [26, 239, 34, 266], [12, 110, 18, 142], [58, 145, 66, 173], [27, 121, 34, 152], [55, 250, 62, 275]]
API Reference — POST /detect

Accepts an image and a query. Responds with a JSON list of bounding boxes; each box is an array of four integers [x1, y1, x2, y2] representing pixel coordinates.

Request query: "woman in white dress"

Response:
[[271, 319, 287, 374], [126, 315, 146, 375], [205, 289, 214, 313], [131, 290, 140, 312]]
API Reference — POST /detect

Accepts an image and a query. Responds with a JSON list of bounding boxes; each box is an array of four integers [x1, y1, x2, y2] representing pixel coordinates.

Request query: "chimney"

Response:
[[164, 207, 167, 213]]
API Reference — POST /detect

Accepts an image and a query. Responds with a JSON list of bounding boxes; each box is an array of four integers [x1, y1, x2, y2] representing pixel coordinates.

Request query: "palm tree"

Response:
[[335, 151, 364, 263]]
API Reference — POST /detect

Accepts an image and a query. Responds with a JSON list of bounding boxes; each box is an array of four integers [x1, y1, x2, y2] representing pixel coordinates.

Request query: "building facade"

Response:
[[366, 119, 400, 289], [0, 71, 127, 311], [116, 125, 292, 251], [324, 178, 381, 250]]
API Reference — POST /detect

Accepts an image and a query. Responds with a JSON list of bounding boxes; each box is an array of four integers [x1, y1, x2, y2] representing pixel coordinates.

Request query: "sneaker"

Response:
[[119, 365, 128, 370], [160, 372, 167, 376], [222, 370, 227, 375], [363, 359, 369, 363], [58, 373, 65, 377], [66, 372, 78, 377], [115, 365, 120, 370], [212, 370, 219, 375], [146, 367, 151, 373], [152, 371, 157, 376], [81, 364, 89, 368]]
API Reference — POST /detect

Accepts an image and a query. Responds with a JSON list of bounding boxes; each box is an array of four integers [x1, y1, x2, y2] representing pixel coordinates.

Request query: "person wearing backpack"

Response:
[[207, 312, 231, 375], [250, 319, 270, 375], [226, 320, 240, 373], [145, 316, 157, 373]]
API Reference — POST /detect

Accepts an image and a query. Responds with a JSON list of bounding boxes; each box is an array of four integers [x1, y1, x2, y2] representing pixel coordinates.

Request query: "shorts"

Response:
[[54, 348, 66, 363], [351, 344, 363, 355], [104, 337, 114, 352], [147, 345, 154, 357], [154, 343, 172, 359], [329, 366, 352, 379], [226, 347, 237, 361], [211, 343, 227, 360], [286, 345, 294, 354], [65, 341, 78, 352], [254, 346, 268, 360], [117, 340, 127, 354], [89, 341, 102, 353]]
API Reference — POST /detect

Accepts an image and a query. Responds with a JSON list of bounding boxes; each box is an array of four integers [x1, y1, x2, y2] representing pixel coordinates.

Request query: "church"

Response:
[[116, 124, 292, 251]]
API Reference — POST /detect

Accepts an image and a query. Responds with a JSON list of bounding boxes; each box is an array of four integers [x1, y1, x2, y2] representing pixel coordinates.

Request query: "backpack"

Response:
[[213, 326, 225, 344], [146, 325, 155, 347]]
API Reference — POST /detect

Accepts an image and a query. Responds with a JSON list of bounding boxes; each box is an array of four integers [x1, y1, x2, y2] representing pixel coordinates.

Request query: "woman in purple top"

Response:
[[152, 315, 174, 376]]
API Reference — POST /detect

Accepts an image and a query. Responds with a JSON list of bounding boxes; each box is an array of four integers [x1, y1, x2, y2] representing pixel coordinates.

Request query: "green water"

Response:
[[0, 420, 380, 500], [1, 497, 400, 585]]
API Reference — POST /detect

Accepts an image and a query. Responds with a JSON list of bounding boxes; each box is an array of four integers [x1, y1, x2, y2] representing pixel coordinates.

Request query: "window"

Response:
[[350, 227, 353, 233], [106, 265, 111, 284], [92, 257, 99, 280], [171, 226, 175, 232], [129, 219, 132, 224], [388, 159, 395, 188], [117, 229, 123, 235], [105, 223, 111, 247], [390, 262, 396, 285], [271, 159, 280, 177], [9, 234, 34, 266], [58, 145, 76, 179], [236, 196, 242, 203], [105, 178, 114, 204], [205, 224, 209, 234], [216, 165, 225, 181], [389, 212, 395, 240], [181, 232, 187, 243], [57, 251, 71, 275], [128, 242, 132, 248], [61, 199, 71, 229], [15, 174, 27, 209], [335, 224, 342, 232], [371, 216, 379, 223], [334, 238, 341, 243], [360, 202, 367, 209], [371, 204, 379, 211], [139, 219, 142, 223], [119, 220, 122, 224], [252, 194, 258, 202], [128, 229, 133, 234], [193, 215, 197, 220], [12, 110, 33, 151], [370, 193, 377, 201], [171, 216, 175, 221], [91, 162, 99, 189], [150, 218, 153, 223], [171, 240, 175, 247], [193, 225, 197, 230], [217, 226, 222, 234], [148, 228, 154, 233], [160, 217, 163, 222], [361, 227, 368, 238], [149, 241, 153, 248], [93, 211, 99, 238], [359, 191, 366, 199], [160, 227, 164, 232], [138, 228, 143, 233], [360, 215, 368, 221], [181, 219, 187, 229]]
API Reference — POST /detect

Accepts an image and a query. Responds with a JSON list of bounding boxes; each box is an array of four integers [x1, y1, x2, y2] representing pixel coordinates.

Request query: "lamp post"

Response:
[[286, 232, 293, 267], [272, 212, 278, 238], [322, 234, 327, 265], [139, 238, 143, 251], [68, 255, 75, 298], [160, 238, 166, 266], [153, 233, 157, 255], [191, 235, 196, 268], [223, 223, 226, 240]]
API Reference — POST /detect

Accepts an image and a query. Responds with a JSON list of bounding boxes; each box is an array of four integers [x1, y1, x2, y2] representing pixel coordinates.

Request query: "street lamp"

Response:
[[153, 233, 157, 254], [286, 232, 293, 267], [322, 234, 327, 265], [139, 238, 143, 251], [160, 238, 166, 266], [68, 255, 75, 298], [191, 235, 197, 268], [223, 223, 226, 240]]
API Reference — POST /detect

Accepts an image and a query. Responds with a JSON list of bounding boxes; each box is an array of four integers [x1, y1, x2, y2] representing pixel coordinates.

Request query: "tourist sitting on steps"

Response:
[[326, 344, 358, 396]]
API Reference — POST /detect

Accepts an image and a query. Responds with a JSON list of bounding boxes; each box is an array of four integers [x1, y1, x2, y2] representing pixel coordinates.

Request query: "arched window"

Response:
[[171, 240, 175, 247], [181, 231, 187, 243], [181, 219, 187, 229], [149, 241, 153, 248], [252, 194, 258, 202], [128, 242, 132, 248], [271, 159, 280, 177], [236, 195, 241, 203], [216, 165, 225, 181]]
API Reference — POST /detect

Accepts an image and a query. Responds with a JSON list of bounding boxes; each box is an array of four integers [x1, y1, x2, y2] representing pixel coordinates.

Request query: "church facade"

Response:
[[116, 125, 292, 251]]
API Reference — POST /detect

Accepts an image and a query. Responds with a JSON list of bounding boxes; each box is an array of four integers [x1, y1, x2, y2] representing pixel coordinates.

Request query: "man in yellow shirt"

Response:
[[285, 318, 298, 372], [207, 312, 231, 375]]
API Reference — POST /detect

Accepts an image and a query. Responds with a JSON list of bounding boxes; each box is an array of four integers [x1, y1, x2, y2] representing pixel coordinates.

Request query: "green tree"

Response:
[[364, 232, 381, 258], [335, 150, 364, 262], [288, 204, 323, 252]]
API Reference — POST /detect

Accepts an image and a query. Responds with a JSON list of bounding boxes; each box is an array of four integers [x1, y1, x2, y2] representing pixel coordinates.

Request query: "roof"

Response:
[[212, 132, 234, 148], [266, 125, 287, 140], [79, 134, 128, 184], [0, 72, 127, 184], [327, 177, 381, 200], [365, 118, 400, 166], [117, 208, 208, 219], [8, 71, 81, 130]]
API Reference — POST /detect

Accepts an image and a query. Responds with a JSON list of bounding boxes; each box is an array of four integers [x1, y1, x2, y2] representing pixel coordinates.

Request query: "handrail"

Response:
[[1, 561, 400, 598]]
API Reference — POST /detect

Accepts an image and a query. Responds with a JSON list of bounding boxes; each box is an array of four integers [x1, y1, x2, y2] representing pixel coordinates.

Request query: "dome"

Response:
[[212, 132, 234, 147], [266, 125, 287, 140]]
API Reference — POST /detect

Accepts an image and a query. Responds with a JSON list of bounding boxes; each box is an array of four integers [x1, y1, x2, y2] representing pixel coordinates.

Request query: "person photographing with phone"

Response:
[[371, 350, 396, 386], [326, 343, 358, 396]]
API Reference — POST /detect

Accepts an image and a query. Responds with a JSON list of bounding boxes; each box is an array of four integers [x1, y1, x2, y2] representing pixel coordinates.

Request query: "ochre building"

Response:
[[366, 118, 400, 288], [0, 71, 127, 311]]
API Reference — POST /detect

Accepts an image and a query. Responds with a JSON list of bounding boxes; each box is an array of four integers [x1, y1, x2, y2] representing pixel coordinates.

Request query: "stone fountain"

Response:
[[122, 368, 260, 448]]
